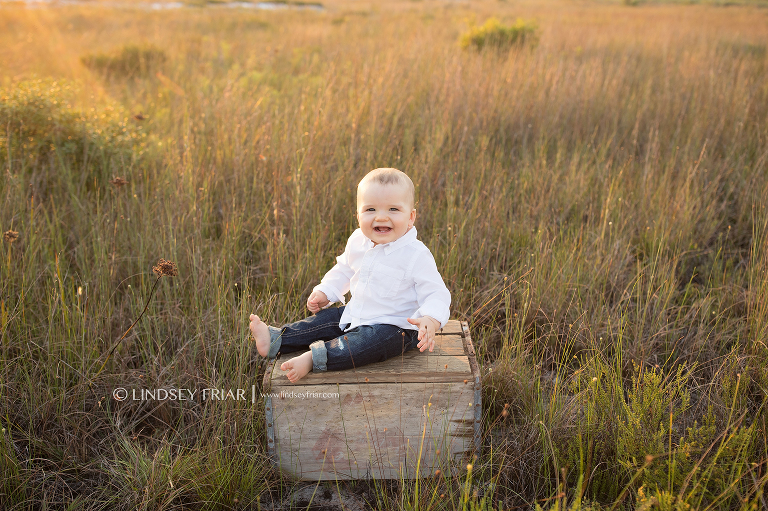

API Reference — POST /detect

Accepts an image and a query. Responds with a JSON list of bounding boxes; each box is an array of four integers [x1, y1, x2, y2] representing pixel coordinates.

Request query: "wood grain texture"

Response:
[[271, 381, 475, 479], [438, 321, 464, 335], [461, 321, 483, 454]]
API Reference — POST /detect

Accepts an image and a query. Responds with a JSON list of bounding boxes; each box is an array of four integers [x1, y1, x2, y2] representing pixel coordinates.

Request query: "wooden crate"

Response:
[[263, 320, 481, 480]]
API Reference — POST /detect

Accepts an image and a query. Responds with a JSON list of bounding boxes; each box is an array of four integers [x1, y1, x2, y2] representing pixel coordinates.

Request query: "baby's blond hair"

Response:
[[357, 168, 415, 209]]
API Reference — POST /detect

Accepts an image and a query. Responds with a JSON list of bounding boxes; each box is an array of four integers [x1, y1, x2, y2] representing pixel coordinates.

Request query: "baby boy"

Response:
[[249, 168, 451, 383]]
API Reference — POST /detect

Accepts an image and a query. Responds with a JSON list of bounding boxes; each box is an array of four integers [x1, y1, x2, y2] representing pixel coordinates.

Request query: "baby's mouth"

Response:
[[374, 226, 392, 234]]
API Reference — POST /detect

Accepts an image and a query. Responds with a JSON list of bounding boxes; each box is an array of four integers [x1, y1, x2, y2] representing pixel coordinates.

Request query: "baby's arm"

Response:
[[309, 231, 358, 312], [409, 249, 451, 347]]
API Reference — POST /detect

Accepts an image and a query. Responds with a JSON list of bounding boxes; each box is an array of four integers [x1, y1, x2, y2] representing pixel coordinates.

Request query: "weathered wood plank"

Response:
[[424, 344, 466, 356], [461, 321, 482, 455], [428, 331, 465, 356], [438, 320, 464, 335], [267, 329, 469, 385], [271, 382, 475, 479], [268, 350, 471, 385], [460, 322, 480, 383]]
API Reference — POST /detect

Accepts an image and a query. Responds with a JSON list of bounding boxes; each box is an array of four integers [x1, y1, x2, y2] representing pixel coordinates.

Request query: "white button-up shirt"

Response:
[[313, 227, 451, 332]]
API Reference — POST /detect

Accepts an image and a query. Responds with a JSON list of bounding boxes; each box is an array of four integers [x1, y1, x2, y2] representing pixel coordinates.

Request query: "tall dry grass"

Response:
[[1, 0, 768, 508]]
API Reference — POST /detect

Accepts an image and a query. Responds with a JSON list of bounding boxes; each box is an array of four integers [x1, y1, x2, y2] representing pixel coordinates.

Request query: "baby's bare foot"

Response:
[[280, 352, 313, 383], [249, 314, 271, 358]]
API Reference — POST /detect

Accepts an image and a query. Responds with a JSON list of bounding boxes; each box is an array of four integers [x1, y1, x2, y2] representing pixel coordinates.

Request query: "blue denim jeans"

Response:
[[266, 306, 419, 373]]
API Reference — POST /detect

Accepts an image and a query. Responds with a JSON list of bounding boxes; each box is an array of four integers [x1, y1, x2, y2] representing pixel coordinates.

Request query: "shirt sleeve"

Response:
[[410, 249, 451, 329], [312, 233, 356, 305]]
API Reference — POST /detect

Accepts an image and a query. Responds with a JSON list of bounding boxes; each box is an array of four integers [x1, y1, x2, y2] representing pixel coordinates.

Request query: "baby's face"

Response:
[[356, 182, 416, 246]]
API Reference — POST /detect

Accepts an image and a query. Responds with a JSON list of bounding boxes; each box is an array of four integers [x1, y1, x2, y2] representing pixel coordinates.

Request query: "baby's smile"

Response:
[[357, 180, 416, 245]]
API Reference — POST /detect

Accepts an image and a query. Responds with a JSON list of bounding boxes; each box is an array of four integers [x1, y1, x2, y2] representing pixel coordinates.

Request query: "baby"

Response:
[[249, 168, 451, 383]]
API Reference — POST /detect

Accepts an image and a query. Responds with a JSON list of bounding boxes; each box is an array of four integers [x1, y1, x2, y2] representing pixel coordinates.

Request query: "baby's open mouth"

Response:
[[374, 227, 392, 233]]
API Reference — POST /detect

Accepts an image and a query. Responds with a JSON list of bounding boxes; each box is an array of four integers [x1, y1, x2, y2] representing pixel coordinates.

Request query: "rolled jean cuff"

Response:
[[267, 326, 282, 359], [310, 340, 327, 372]]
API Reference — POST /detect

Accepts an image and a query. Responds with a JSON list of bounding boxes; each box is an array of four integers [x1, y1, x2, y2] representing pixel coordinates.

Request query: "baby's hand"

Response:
[[307, 290, 330, 313], [407, 316, 441, 352]]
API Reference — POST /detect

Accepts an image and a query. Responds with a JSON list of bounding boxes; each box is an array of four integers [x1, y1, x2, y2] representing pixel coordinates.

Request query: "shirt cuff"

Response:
[[313, 283, 346, 305]]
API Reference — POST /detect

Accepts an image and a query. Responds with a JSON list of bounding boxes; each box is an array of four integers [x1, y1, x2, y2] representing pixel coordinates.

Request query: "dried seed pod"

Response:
[[3, 230, 19, 243], [109, 176, 129, 188], [152, 258, 178, 277]]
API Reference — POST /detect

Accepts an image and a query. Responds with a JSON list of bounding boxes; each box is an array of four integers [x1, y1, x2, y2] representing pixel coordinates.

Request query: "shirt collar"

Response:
[[361, 226, 418, 255]]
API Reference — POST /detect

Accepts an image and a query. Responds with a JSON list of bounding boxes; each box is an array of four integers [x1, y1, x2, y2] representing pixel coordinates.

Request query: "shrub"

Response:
[[0, 78, 147, 172], [460, 17, 538, 51], [81, 43, 166, 78]]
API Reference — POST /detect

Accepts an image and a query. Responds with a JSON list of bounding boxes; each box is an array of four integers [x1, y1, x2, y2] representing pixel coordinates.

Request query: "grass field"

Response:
[[2, 0, 768, 509]]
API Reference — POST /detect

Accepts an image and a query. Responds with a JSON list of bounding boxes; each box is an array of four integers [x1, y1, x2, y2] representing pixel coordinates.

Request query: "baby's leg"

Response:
[[250, 306, 345, 360], [277, 308, 346, 382], [278, 325, 418, 383], [320, 325, 419, 372], [270, 306, 345, 355]]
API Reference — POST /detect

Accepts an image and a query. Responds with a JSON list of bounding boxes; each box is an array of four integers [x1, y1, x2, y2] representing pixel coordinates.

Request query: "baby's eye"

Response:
[[390, 207, 399, 211], [366, 208, 375, 212]]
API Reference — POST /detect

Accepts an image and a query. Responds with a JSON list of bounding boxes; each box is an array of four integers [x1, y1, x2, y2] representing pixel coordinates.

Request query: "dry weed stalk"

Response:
[[4, 230, 19, 268], [92, 258, 178, 382]]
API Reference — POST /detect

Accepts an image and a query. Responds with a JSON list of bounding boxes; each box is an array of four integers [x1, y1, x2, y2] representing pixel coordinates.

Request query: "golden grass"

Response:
[[1, 0, 768, 508]]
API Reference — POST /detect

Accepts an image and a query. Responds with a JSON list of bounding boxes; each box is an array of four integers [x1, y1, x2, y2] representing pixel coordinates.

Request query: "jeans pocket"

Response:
[[371, 263, 405, 298]]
